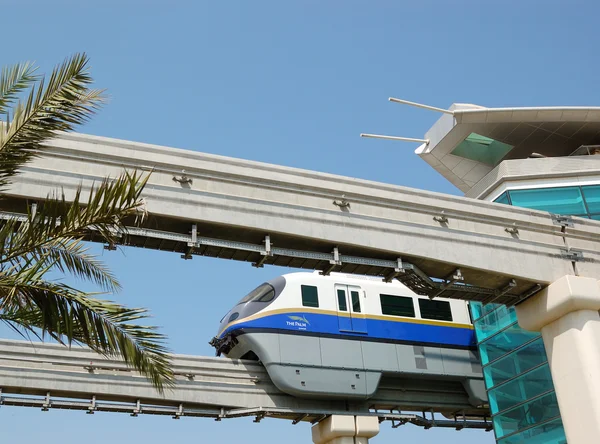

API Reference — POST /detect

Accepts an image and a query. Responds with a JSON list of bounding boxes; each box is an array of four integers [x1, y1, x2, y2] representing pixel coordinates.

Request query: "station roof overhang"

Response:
[[416, 104, 600, 194]]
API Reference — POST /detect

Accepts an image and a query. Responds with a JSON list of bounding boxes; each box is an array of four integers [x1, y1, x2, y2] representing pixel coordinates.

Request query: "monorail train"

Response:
[[210, 271, 486, 407]]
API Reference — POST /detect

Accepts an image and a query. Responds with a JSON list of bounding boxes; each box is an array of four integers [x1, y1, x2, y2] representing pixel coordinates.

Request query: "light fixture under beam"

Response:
[[388, 97, 454, 115], [360, 133, 429, 144]]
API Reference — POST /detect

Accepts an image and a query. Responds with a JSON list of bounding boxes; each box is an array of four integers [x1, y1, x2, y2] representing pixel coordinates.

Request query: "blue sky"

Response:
[[1, 1, 599, 443]]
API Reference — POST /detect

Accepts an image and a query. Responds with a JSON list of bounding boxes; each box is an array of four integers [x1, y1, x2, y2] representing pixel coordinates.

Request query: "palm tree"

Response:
[[0, 54, 173, 391]]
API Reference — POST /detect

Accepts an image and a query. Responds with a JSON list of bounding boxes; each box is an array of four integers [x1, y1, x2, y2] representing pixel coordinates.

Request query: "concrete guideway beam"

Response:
[[312, 416, 379, 444], [0, 339, 490, 422], [4, 132, 600, 305], [516, 275, 600, 444]]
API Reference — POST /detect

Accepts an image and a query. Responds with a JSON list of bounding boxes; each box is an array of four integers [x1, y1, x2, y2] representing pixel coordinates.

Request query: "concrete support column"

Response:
[[311, 415, 379, 444], [515, 275, 600, 444]]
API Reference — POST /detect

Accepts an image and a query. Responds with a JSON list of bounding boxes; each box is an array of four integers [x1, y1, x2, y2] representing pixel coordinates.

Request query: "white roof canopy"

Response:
[[416, 104, 600, 193]]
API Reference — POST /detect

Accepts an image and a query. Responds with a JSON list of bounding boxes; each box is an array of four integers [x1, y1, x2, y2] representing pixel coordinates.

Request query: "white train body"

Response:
[[210, 271, 486, 407]]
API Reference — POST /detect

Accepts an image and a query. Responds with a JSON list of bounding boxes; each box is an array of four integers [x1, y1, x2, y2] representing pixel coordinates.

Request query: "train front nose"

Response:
[[209, 304, 247, 355], [210, 279, 282, 355], [209, 310, 232, 355], [217, 310, 232, 334]]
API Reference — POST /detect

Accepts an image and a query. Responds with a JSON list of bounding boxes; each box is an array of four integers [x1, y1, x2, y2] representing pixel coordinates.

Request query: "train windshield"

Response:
[[236, 283, 275, 305]]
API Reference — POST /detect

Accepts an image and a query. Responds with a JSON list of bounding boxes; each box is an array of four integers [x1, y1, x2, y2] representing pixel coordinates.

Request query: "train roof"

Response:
[[280, 270, 409, 286]]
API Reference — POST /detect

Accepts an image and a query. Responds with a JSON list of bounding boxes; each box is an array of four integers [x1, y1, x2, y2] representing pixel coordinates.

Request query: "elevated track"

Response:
[[3, 132, 600, 306], [0, 339, 491, 430]]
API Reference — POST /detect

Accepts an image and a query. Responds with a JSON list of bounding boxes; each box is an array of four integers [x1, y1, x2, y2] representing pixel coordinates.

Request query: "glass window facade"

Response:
[[472, 181, 599, 443], [497, 418, 566, 444], [509, 187, 586, 215], [483, 338, 547, 388], [494, 184, 600, 219], [582, 185, 600, 213], [495, 192, 511, 206], [470, 303, 566, 444]]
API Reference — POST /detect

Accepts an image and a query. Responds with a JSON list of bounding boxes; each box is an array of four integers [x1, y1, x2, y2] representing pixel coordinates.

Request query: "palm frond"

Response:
[[0, 61, 38, 116], [0, 313, 43, 341], [0, 54, 173, 393], [0, 276, 173, 392], [34, 237, 121, 293], [1, 170, 149, 264], [0, 53, 105, 189]]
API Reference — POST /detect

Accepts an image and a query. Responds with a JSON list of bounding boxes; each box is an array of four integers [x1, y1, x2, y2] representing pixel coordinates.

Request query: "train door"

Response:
[[334, 284, 368, 334]]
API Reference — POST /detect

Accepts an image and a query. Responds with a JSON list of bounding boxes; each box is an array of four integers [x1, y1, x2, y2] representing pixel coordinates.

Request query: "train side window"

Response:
[[337, 289, 347, 311], [301, 285, 319, 308], [351, 290, 361, 313], [380, 294, 415, 317], [418, 299, 453, 322]]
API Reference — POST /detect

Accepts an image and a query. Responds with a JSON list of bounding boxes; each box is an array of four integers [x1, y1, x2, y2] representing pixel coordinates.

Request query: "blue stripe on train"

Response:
[[220, 312, 476, 347]]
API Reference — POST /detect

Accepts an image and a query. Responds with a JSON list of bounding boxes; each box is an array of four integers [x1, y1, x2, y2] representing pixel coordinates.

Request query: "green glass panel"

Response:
[[592, 214, 600, 221], [489, 364, 554, 414], [478, 323, 540, 365], [583, 185, 600, 213], [494, 192, 511, 206], [493, 391, 561, 438], [470, 301, 503, 321], [484, 338, 547, 388], [497, 417, 566, 444], [469, 301, 484, 320], [474, 305, 517, 343], [451, 133, 513, 165], [509, 187, 586, 215]]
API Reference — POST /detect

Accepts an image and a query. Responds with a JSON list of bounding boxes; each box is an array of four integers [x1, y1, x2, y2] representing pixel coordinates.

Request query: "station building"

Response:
[[416, 104, 600, 444]]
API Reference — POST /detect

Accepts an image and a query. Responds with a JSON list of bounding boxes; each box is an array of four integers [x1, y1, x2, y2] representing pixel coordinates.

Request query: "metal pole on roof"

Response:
[[388, 97, 454, 115], [360, 133, 429, 143]]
